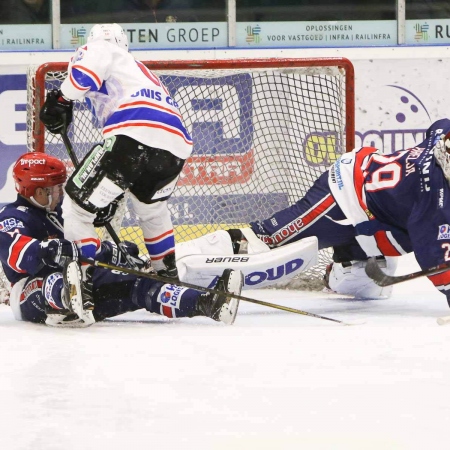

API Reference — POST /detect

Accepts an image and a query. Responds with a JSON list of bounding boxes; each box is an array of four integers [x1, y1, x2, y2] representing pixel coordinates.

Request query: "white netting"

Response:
[[23, 58, 354, 290]]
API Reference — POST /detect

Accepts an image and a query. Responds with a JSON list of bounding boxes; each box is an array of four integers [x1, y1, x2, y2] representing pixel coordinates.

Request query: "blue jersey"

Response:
[[0, 195, 64, 285], [331, 118, 450, 297]]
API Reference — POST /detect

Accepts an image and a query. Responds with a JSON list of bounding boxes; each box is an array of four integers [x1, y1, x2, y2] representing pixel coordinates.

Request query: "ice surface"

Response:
[[1, 254, 450, 450]]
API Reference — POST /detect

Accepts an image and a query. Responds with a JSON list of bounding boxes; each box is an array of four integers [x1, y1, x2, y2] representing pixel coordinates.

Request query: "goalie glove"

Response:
[[93, 194, 124, 228], [39, 89, 73, 134], [39, 239, 79, 269]]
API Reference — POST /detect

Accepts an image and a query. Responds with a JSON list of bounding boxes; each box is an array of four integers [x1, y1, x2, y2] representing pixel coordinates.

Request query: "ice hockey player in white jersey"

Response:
[[39, 23, 192, 279]]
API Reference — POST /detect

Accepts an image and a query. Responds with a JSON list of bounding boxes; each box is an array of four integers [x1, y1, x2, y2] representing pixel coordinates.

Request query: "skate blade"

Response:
[[65, 263, 84, 319], [219, 270, 243, 325]]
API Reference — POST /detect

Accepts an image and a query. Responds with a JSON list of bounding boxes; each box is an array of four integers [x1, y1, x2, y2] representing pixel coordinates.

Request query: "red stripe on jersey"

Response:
[[72, 64, 102, 88], [353, 147, 378, 213], [272, 193, 335, 245], [429, 270, 450, 288], [136, 61, 161, 86], [8, 235, 34, 273], [300, 194, 335, 227], [374, 231, 402, 257], [77, 237, 101, 247], [69, 72, 90, 92]]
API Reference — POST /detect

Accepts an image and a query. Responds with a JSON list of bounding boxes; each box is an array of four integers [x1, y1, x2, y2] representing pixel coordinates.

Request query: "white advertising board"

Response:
[[237, 21, 397, 47]]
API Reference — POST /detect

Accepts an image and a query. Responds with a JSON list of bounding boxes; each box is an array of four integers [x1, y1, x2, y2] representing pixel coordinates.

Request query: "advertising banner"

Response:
[[60, 23, 228, 50], [406, 19, 450, 45], [0, 25, 52, 51], [237, 21, 397, 47]]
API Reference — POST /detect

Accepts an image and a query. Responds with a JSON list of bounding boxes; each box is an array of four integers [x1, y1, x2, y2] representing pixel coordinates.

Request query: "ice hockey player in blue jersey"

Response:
[[240, 118, 450, 302], [39, 23, 192, 279], [0, 153, 242, 327]]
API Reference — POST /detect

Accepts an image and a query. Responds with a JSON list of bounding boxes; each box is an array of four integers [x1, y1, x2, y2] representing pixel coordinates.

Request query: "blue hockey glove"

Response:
[[97, 240, 145, 269], [39, 239, 79, 268]]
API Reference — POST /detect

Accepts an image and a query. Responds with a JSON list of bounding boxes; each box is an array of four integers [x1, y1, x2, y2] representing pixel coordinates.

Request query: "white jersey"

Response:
[[61, 40, 193, 160]]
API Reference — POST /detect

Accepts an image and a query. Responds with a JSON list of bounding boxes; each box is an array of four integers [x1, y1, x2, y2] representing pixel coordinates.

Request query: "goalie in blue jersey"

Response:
[[178, 118, 450, 305], [0, 153, 242, 327]]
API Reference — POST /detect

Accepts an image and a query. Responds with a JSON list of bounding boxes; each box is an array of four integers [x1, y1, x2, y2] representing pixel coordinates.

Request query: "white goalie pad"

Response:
[[176, 235, 318, 290]]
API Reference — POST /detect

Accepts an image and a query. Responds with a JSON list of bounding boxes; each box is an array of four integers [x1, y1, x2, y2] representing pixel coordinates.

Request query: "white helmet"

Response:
[[88, 23, 128, 51]]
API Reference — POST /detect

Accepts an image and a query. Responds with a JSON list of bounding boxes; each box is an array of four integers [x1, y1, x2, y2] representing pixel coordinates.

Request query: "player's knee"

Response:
[[19, 277, 49, 323], [325, 257, 397, 299], [131, 278, 164, 312]]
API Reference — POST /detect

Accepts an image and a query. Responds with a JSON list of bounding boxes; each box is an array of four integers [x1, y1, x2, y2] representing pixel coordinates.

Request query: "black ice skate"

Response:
[[195, 268, 244, 325], [157, 252, 179, 280]]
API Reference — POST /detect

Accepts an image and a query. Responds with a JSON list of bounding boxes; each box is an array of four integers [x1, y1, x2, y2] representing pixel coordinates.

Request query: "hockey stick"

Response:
[[365, 257, 450, 287], [79, 256, 359, 325], [366, 258, 450, 326], [60, 129, 140, 270]]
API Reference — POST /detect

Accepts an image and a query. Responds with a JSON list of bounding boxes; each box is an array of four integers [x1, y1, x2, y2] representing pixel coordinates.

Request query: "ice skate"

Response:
[[196, 269, 243, 325], [54, 261, 95, 327]]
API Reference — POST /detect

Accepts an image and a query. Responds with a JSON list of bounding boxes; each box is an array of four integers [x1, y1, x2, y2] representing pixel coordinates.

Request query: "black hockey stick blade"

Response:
[[365, 257, 450, 287], [80, 256, 361, 325]]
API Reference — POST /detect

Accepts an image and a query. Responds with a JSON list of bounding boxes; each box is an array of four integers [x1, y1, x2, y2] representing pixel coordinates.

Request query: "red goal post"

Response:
[[26, 57, 355, 288]]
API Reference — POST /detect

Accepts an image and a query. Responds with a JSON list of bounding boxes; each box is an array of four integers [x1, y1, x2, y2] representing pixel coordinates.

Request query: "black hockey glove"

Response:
[[39, 89, 73, 135], [39, 239, 79, 269], [93, 194, 124, 228], [98, 240, 145, 269]]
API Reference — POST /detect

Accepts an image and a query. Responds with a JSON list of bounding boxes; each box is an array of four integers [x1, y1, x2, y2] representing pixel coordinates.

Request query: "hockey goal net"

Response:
[[24, 57, 354, 290]]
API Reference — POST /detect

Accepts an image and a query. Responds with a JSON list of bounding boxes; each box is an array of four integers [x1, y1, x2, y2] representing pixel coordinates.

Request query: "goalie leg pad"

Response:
[[325, 257, 398, 299], [177, 236, 318, 290], [176, 230, 235, 259]]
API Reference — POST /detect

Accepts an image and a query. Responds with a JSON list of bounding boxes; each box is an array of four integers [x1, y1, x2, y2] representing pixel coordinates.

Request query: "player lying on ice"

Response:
[[176, 118, 450, 305], [0, 153, 243, 328]]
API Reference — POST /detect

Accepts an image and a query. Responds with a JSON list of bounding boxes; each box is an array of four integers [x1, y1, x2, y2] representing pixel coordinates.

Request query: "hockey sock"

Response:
[[131, 278, 199, 318]]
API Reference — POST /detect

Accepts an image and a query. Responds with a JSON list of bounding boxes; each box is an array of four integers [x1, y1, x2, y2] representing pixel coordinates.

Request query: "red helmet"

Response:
[[13, 152, 67, 197]]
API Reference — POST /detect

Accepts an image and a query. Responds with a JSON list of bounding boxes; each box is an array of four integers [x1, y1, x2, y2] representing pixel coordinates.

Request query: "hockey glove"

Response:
[[39, 239, 79, 269], [97, 240, 145, 269], [39, 89, 73, 135], [93, 194, 124, 228]]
